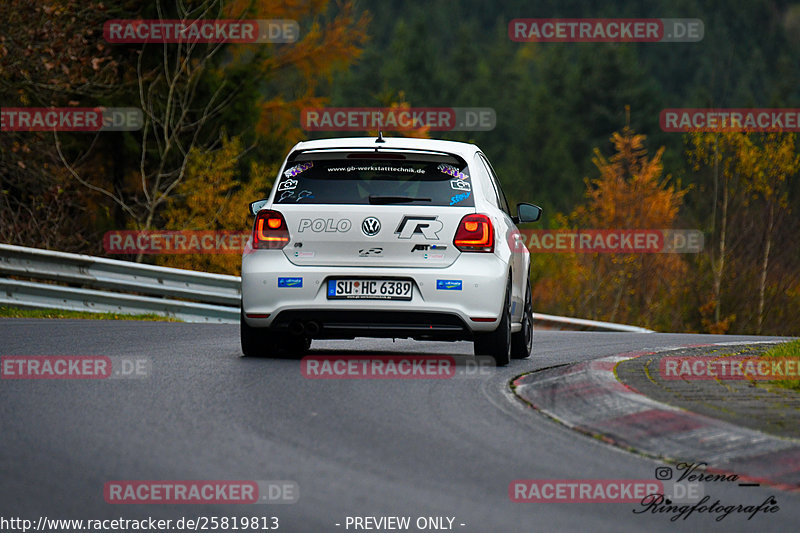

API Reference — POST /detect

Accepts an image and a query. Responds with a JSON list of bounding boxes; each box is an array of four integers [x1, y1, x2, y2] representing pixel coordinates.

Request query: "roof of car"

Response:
[[288, 136, 481, 160]]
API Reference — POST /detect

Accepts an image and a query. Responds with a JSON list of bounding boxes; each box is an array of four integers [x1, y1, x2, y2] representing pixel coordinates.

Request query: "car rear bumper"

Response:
[[241, 250, 508, 337], [267, 309, 471, 341]]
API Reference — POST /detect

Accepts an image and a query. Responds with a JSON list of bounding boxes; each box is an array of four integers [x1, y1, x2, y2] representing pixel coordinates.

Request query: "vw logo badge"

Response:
[[361, 217, 381, 236]]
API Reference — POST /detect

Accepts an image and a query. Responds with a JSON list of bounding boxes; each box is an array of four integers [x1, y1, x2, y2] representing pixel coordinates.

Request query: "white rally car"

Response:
[[241, 136, 541, 365]]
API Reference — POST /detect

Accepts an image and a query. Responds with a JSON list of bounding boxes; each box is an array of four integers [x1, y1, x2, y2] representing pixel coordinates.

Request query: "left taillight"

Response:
[[252, 210, 289, 249], [453, 213, 494, 252]]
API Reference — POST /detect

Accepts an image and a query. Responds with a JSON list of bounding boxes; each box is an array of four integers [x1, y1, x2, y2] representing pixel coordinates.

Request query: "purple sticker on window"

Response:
[[437, 163, 468, 180]]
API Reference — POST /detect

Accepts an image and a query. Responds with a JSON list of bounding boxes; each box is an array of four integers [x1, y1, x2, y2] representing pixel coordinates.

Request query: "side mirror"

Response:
[[514, 203, 542, 224], [249, 199, 269, 216]]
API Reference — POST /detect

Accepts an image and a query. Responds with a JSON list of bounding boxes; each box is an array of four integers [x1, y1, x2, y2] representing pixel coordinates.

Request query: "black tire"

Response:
[[240, 310, 310, 358], [278, 335, 312, 357], [473, 280, 512, 366], [241, 310, 270, 357], [511, 280, 533, 359]]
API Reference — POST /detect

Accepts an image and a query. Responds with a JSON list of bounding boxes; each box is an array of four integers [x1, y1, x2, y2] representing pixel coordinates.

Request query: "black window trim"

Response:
[[477, 153, 511, 215]]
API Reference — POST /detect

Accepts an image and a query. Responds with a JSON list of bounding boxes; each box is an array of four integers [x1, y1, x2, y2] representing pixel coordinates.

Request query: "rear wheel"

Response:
[[240, 310, 310, 358], [279, 335, 311, 357], [511, 280, 533, 359], [241, 310, 269, 357], [473, 280, 511, 366]]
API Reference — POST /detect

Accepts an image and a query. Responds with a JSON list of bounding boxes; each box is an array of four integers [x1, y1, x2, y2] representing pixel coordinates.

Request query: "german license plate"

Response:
[[327, 279, 412, 300]]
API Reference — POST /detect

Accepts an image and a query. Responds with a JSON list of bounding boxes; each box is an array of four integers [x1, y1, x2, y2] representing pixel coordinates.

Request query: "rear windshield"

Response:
[[273, 157, 474, 207]]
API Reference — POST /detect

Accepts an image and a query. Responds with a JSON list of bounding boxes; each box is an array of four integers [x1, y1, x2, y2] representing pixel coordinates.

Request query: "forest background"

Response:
[[2, 0, 799, 335]]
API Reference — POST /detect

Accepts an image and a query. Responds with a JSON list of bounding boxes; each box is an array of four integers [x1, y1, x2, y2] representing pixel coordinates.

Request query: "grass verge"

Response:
[[760, 339, 800, 392], [0, 306, 181, 322]]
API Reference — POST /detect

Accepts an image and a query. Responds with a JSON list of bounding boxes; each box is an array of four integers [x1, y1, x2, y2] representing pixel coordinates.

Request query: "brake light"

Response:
[[253, 210, 289, 249], [454, 214, 494, 252]]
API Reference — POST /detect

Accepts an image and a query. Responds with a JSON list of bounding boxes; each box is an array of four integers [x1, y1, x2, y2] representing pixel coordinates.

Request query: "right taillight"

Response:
[[454, 214, 494, 252], [252, 210, 289, 249]]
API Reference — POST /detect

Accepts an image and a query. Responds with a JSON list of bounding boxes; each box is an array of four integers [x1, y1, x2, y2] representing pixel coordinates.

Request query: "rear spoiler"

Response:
[[286, 147, 466, 166]]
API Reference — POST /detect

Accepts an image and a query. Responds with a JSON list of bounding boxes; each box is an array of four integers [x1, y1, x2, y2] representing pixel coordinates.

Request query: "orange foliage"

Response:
[[223, 0, 370, 146], [155, 136, 268, 274], [534, 114, 690, 331]]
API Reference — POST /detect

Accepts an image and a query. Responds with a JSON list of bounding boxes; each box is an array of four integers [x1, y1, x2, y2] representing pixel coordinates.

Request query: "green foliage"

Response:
[[760, 340, 800, 392], [0, 307, 181, 321]]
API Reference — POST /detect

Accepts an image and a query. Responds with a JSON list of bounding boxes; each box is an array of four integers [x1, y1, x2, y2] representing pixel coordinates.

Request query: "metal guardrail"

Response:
[[0, 278, 239, 323], [0, 244, 239, 323], [0, 244, 239, 304], [0, 243, 653, 331], [532, 312, 653, 333]]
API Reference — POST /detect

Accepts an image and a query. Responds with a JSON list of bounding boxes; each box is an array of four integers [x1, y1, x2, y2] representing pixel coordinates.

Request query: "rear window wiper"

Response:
[[368, 195, 432, 205]]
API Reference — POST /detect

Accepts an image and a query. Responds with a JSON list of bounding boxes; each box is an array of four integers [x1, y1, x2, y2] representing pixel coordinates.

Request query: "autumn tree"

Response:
[[534, 115, 689, 331], [155, 135, 268, 274], [689, 131, 799, 334], [747, 133, 799, 333], [222, 0, 370, 149], [686, 131, 757, 333], [13, 0, 369, 262], [0, 0, 131, 251]]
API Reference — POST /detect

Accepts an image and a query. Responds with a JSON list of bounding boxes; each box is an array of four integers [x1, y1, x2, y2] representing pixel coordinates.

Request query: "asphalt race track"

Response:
[[1, 318, 797, 532]]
